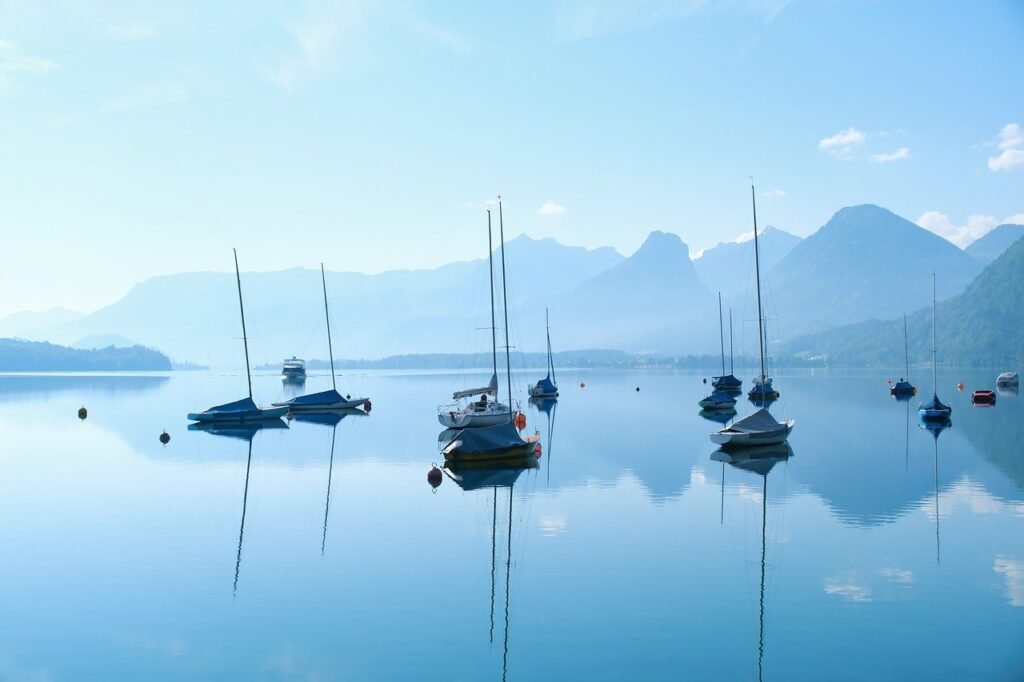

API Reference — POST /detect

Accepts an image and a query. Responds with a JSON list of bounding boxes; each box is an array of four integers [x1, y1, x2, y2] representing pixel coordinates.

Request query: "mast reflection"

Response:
[[919, 417, 951, 566], [712, 443, 792, 682]]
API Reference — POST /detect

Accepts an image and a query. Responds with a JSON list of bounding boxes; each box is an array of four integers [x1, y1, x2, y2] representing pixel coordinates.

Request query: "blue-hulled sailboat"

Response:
[[528, 308, 559, 398], [188, 250, 289, 424], [746, 201, 780, 405], [890, 314, 916, 398], [274, 264, 369, 412], [711, 294, 742, 392], [919, 274, 952, 421], [701, 292, 740, 409]]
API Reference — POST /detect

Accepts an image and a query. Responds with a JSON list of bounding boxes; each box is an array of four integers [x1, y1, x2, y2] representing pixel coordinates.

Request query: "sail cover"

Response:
[[443, 421, 528, 456], [452, 372, 498, 400], [535, 375, 557, 393], [288, 389, 345, 406], [728, 408, 785, 434], [205, 397, 259, 414], [920, 394, 950, 411]]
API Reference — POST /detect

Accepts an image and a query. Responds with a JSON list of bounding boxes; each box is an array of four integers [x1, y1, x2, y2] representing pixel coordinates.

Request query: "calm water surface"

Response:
[[0, 369, 1021, 680]]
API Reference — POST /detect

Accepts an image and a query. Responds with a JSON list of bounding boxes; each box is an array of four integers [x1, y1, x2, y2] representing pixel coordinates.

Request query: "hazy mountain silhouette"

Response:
[[0, 338, 171, 371], [965, 223, 1024, 264], [784, 234, 1024, 367], [692, 226, 802, 295], [763, 205, 983, 337], [0, 307, 83, 339]]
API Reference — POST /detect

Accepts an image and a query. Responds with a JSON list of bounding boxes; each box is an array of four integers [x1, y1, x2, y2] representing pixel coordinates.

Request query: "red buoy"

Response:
[[957, 383, 964, 391], [364, 399, 372, 412], [514, 412, 527, 429]]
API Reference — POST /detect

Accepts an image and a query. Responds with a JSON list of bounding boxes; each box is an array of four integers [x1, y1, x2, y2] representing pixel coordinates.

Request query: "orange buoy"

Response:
[[514, 412, 527, 429], [957, 383, 964, 391], [534, 442, 542, 457], [887, 378, 893, 385]]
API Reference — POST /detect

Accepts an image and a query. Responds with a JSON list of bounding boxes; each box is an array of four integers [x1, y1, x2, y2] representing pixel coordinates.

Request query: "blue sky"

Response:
[[1, 0, 1022, 316]]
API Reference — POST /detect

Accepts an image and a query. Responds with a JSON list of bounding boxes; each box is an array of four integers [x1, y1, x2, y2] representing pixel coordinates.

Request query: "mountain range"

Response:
[[0, 206, 1020, 367], [785, 233, 1024, 367]]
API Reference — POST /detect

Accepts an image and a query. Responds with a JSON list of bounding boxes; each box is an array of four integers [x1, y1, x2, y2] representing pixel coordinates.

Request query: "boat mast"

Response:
[[903, 313, 910, 380], [233, 248, 253, 400], [718, 291, 726, 376], [729, 309, 735, 375], [750, 183, 766, 385], [545, 307, 555, 381], [488, 210, 498, 382], [498, 197, 512, 414], [321, 264, 336, 391], [931, 273, 937, 396]]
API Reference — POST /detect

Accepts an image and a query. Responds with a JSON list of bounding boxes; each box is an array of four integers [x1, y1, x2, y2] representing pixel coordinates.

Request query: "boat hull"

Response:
[[437, 407, 511, 429], [274, 397, 368, 412], [528, 387, 559, 398], [710, 420, 794, 449], [187, 406, 289, 423]]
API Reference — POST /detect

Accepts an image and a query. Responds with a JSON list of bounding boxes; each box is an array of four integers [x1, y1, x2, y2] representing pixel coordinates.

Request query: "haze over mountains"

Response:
[[1, 205, 1020, 368]]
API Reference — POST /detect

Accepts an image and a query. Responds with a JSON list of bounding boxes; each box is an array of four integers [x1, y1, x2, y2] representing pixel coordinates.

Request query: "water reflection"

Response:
[[712, 444, 792, 682], [0, 373, 168, 401], [445, 457, 538, 682], [529, 397, 557, 485], [288, 409, 368, 554], [699, 408, 736, 425], [919, 418, 951, 566]]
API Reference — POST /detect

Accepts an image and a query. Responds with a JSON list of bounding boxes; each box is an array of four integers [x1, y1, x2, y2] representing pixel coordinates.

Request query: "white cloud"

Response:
[[762, 189, 785, 198], [112, 21, 156, 41], [994, 556, 1024, 607], [871, 147, 910, 163], [824, 572, 872, 602], [0, 40, 58, 91], [537, 201, 567, 216], [819, 127, 866, 159], [988, 123, 1024, 172], [105, 84, 188, 112], [917, 211, 1024, 248]]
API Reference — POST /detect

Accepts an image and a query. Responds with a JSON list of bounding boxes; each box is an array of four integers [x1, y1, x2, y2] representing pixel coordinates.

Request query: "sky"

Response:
[[1, 0, 1022, 317]]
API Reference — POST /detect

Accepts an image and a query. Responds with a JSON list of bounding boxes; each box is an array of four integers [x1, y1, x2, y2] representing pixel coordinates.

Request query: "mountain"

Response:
[[764, 205, 983, 338], [784, 234, 1024, 367], [72, 334, 138, 349], [692, 226, 802, 295], [0, 338, 171, 371], [551, 231, 715, 353], [965, 223, 1024, 264], [32, 235, 623, 367], [0, 307, 83, 339]]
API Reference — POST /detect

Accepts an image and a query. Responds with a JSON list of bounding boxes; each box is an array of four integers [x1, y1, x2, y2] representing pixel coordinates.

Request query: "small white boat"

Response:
[[281, 357, 306, 382], [710, 408, 795, 449], [188, 249, 290, 424], [438, 374, 513, 427], [996, 371, 1019, 388]]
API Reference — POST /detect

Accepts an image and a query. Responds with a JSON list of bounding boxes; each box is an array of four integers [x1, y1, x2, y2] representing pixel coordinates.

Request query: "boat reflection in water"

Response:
[[188, 419, 288, 594], [919, 416, 951, 566], [444, 455, 538, 682], [699, 408, 737, 426], [289, 409, 367, 555], [712, 443, 792, 682], [529, 397, 557, 485]]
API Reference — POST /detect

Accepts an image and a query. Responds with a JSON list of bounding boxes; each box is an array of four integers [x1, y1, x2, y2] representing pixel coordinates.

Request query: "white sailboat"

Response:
[[711, 184, 794, 449], [274, 264, 369, 412], [438, 207, 513, 428], [528, 308, 559, 398], [188, 249, 288, 423]]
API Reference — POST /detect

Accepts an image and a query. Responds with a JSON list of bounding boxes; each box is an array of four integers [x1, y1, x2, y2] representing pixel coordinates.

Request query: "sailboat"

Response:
[[188, 250, 289, 423], [919, 274, 952, 421], [438, 208, 513, 428], [440, 198, 538, 461], [528, 308, 559, 398], [274, 264, 369, 412], [712, 298, 742, 392], [701, 292, 739, 410], [711, 184, 794, 449], [890, 314, 916, 397]]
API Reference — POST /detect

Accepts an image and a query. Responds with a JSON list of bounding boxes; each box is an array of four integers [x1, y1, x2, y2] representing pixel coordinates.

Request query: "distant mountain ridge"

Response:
[[0, 338, 171, 371], [966, 223, 1024, 264], [4, 205, 1020, 366], [784, 234, 1024, 367]]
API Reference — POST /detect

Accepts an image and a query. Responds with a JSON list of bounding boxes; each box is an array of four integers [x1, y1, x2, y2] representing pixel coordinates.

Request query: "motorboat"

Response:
[[710, 407, 795, 449], [996, 371, 1019, 388], [971, 389, 996, 406], [281, 357, 306, 382]]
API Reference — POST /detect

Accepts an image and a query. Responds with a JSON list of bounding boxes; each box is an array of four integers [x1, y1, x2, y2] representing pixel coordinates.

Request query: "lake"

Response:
[[0, 368, 1021, 680]]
